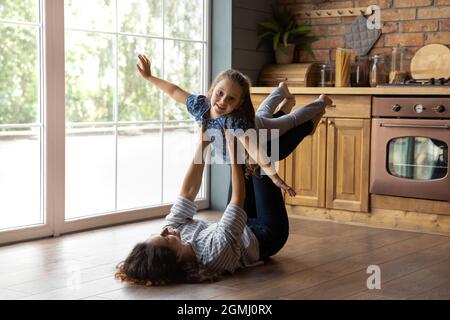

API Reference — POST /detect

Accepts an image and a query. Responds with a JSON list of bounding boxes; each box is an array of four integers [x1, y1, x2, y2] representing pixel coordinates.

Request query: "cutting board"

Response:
[[410, 44, 450, 79]]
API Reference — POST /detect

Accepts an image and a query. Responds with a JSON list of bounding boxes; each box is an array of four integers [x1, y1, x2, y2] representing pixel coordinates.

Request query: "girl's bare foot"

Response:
[[318, 94, 333, 107], [278, 82, 296, 114]]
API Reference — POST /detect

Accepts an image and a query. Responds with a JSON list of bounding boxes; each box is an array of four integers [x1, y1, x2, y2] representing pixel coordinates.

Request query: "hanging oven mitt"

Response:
[[345, 15, 381, 56]]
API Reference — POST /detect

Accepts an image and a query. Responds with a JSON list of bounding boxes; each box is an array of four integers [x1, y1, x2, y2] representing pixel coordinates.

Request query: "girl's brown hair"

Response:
[[208, 69, 258, 176]]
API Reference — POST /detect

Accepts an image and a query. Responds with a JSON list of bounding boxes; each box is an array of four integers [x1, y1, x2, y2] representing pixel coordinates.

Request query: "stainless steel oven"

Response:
[[370, 96, 450, 201]]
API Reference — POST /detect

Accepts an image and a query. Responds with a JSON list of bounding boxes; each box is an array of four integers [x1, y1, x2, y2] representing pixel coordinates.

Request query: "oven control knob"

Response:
[[414, 104, 425, 113], [433, 105, 446, 113], [392, 104, 401, 112]]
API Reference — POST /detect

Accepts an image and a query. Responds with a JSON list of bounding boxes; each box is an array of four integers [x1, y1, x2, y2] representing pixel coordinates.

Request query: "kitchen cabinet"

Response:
[[251, 87, 450, 235], [252, 94, 371, 213], [324, 117, 370, 212], [284, 117, 326, 208]]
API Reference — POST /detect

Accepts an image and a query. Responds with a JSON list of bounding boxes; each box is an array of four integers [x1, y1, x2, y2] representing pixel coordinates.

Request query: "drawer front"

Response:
[[294, 95, 371, 119], [252, 94, 371, 118]]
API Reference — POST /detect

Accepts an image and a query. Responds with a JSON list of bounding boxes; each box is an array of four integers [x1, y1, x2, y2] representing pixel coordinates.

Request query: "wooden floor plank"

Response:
[[361, 257, 450, 299], [1, 211, 449, 300], [214, 230, 421, 294], [19, 276, 127, 300], [281, 241, 450, 300], [98, 283, 238, 300], [407, 279, 450, 300], [7, 263, 117, 295]]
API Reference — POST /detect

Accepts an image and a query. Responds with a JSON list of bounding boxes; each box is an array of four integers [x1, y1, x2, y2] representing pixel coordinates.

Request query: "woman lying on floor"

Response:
[[115, 106, 324, 285]]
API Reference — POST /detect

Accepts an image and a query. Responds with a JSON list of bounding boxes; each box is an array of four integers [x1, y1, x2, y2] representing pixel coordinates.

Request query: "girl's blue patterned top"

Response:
[[186, 94, 252, 160]]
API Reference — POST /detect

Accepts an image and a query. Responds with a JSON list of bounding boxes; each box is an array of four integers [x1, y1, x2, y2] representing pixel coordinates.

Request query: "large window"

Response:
[[0, 0, 209, 243], [0, 0, 43, 231]]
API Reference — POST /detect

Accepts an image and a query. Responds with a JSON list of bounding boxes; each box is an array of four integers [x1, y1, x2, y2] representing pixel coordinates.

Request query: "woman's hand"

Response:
[[194, 122, 211, 165], [198, 122, 211, 148], [224, 129, 238, 164], [270, 173, 296, 197], [136, 54, 152, 80]]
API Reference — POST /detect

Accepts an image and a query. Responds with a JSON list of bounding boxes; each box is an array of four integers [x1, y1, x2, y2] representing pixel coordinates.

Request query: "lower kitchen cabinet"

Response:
[[251, 93, 371, 213], [285, 117, 370, 212], [284, 117, 327, 208]]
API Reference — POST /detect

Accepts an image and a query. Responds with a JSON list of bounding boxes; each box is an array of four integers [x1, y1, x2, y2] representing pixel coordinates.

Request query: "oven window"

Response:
[[387, 137, 448, 180]]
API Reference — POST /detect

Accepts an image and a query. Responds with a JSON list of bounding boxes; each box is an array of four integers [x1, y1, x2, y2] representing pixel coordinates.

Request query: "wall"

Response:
[[277, 0, 450, 71], [210, 0, 274, 211], [210, 0, 232, 211], [232, 0, 275, 83]]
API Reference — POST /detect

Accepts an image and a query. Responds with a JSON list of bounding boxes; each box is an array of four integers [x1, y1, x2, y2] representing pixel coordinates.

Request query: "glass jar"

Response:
[[319, 62, 335, 87], [389, 45, 407, 84], [351, 55, 370, 87], [370, 54, 388, 87]]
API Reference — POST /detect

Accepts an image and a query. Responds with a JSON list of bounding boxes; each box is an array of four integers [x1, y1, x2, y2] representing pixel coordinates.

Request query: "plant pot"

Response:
[[275, 44, 295, 64]]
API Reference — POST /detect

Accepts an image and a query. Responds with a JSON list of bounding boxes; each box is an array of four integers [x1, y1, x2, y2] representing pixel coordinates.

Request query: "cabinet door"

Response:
[[326, 118, 370, 212], [285, 119, 327, 207]]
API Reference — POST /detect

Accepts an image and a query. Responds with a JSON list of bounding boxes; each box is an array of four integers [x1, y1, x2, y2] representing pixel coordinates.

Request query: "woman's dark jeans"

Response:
[[228, 112, 314, 260]]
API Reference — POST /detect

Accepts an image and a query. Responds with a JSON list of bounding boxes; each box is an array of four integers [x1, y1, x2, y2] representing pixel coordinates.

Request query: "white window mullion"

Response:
[[114, 0, 119, 212], [45, 0, 65, 237], [40, 0, 45, 228], [160, 0, 166, 205]]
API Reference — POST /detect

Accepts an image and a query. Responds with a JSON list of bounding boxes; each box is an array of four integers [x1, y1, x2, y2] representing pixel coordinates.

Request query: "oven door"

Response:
[[370, 118, 450, 201]]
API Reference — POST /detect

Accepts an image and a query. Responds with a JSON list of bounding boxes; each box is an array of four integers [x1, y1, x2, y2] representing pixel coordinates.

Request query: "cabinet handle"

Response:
[[380, 123, 450, 129], [320, 119, 326, 124], [328, 119, 335, 125]]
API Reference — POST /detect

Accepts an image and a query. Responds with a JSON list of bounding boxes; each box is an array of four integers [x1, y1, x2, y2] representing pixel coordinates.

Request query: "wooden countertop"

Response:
[[251, 86, 450, 95]]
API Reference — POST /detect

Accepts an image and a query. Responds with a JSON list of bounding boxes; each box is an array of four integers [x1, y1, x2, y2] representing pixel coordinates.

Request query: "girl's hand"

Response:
[[270, 174, 296, 197], [136, 54, 152, 80]]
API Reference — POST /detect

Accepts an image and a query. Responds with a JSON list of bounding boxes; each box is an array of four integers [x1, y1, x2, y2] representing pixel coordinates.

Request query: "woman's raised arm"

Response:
[[179, 124, 210, 201], [226, 131, 245, 208]]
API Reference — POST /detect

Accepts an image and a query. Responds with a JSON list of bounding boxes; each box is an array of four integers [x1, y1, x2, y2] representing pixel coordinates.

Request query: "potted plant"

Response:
[[257, 6, 319, 64]]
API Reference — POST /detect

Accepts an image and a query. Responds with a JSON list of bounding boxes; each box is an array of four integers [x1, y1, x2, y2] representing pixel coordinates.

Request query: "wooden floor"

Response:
[[1, 209, 450, 300]]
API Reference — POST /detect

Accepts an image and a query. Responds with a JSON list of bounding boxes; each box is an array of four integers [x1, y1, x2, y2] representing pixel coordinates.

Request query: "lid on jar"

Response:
[[370, 54, 385, 61]]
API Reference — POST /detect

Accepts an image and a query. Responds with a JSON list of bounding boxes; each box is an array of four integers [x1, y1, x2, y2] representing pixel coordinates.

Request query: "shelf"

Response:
[[295, 6, 375, 19]]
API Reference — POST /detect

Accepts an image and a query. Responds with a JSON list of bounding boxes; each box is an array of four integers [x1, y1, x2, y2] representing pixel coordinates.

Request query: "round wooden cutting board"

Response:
[[410, 44, 450, 79]]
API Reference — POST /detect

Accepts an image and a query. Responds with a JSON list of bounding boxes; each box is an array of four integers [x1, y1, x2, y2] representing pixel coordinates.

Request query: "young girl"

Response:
[[136, 54, 331, 196]]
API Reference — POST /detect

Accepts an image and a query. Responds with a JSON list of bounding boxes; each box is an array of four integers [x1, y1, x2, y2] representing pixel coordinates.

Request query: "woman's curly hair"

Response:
[[115, 241, 219, 286]]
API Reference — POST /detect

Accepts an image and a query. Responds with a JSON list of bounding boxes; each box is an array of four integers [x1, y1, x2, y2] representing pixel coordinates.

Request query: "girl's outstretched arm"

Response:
[[237, 135, 296, 197], [179, 124, 210, 201], [137, 54, 190, 104]]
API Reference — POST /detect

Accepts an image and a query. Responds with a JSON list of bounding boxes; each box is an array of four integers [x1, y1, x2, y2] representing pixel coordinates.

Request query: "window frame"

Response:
[[0, 0, 211, 245]]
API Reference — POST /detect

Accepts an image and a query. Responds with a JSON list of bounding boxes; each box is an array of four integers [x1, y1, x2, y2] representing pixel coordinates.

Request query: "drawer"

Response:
[[251, 94, 371, 119], [294, 95, 371, 119]]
